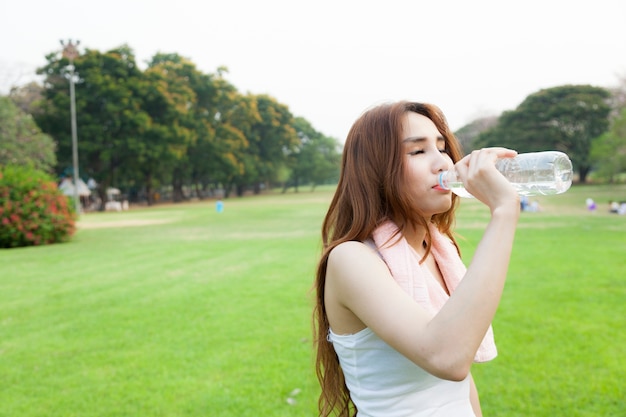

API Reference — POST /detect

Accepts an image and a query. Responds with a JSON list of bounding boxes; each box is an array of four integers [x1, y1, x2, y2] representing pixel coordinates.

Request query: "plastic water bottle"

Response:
[[438, 151, 573, 198]]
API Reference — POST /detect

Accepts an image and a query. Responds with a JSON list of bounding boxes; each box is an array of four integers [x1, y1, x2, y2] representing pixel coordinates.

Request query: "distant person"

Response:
[[313, 101, 520, 417], [609, 200, 619, 213], [520, 195, 529, 211], [216, 199, 224, 213], [586, 198, 597, 212], [530, 200, 540, 212]]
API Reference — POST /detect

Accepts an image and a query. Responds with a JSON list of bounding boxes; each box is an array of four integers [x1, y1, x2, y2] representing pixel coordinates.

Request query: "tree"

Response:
[[590, 76, 626, 182], [453, 115, 498, 154], [285, 117, 341, 192], [28, 44, 339, 203], [0, 96, 56, 172], [9, 81, 44, 115], [607, 72, 626, 117], [232, 94, 299, 195], [35, 45, 152, 205], [199, 88, 257, 197], [475, 85, 611, 182], [590, 107, 626, 182], [143, 53, 200, 202]]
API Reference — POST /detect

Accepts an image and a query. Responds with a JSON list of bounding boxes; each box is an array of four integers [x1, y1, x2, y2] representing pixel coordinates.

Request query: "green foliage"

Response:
[[0, 96, 56, 172], [143, 53, 200, 202], [287, 117, 341, 191], [232, 94, 300, 194], [8, 82, 45, 116], [32, 46, 341, 203], [459, 186, 626, 416], [475, 85, 611, 182], [0, 165, 76, 248], [190, 88, 256, 194], [453, 115, 499, 153], [590, 107, 626, 182], [36, 45, 155, 204]]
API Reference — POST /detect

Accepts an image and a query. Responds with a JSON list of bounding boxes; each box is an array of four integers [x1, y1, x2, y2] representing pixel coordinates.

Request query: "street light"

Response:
[[60, 39, 81, 214]]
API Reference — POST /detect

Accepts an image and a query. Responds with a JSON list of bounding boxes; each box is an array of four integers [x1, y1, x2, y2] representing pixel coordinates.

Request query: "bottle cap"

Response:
[[438, 171, 450, 190]]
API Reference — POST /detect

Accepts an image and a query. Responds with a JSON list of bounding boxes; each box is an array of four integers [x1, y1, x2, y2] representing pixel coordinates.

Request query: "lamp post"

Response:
[[60, 39, 81, 214]]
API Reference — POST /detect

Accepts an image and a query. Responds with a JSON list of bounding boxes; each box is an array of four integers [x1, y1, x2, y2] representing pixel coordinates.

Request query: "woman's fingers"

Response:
[[454, 148, 520, 208]]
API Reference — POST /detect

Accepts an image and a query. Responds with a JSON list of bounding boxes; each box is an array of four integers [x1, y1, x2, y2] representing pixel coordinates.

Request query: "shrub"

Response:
[[0, 165, 76, 248]]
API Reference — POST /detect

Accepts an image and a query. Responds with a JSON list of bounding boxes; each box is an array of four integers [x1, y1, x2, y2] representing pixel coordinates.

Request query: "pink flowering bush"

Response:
[[0, 165, 76, 248]]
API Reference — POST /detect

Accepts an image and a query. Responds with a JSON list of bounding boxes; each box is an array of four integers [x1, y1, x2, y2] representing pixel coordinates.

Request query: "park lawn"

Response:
[[455, 185, 626, 416], [0, 194, 325, 417], [0, 184, 625, 416]]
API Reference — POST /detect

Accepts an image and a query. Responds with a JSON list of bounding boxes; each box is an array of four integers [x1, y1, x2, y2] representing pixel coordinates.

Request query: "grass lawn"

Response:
[[455, 185, 626, 416], [1, 184, 625, 416]]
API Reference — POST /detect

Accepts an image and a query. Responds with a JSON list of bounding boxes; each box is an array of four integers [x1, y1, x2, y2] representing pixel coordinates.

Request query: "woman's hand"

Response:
[[453, 147, 520, 213]]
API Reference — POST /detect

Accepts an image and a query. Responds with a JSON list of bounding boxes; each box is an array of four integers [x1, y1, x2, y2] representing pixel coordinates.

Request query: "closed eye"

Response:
[[408, 149, 448, 156]]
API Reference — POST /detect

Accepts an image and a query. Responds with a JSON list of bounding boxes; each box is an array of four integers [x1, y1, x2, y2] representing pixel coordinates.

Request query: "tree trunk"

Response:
[[172, 180, 185, 202], [145, 174, 153, 206], [195, 182, 203, 200], [579, 165, 590, 183]]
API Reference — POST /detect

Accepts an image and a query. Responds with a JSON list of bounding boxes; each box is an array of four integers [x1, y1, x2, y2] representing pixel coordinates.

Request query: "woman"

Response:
[[313, 101, 520, 416]]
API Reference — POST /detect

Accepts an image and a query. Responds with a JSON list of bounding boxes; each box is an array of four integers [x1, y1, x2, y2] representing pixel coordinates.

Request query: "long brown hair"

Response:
[[313, 101, 465, 416]]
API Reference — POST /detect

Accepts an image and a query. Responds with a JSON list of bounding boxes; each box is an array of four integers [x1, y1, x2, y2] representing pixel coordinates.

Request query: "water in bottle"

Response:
[[438, 151, 573, 198]]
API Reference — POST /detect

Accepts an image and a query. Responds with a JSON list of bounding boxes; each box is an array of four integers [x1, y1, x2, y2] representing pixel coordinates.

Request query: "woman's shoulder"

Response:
[[329, 240, 376, 260], [327, 240, 388, 280]]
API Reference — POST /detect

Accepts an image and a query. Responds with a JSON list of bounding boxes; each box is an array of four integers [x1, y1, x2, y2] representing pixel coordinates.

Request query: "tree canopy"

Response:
[[7, 44, 623, 200], [0, 96, 56, 172], [590, 107, 626, 182], [27, 44, 341, 204], [473, 85, 611, 182]]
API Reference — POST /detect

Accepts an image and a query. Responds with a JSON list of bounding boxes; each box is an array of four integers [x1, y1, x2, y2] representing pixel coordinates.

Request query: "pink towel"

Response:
[[371, 220, 497, 362]]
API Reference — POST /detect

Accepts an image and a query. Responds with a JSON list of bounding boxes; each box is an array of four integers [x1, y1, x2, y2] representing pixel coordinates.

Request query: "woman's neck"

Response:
[[403, 222, 429, 255]]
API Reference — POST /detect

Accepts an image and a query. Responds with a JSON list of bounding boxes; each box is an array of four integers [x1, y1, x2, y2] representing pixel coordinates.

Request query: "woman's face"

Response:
[[401, 112, 454, 217]]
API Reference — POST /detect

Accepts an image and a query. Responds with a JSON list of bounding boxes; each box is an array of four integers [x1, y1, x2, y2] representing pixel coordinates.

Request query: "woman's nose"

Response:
[[433, 151, 451, 172]]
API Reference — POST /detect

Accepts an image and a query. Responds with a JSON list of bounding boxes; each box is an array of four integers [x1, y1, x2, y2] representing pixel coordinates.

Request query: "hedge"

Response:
[[0, 165, 76, 248]]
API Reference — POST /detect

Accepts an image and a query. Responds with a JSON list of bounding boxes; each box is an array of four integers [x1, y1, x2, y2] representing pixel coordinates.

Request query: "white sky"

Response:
[[1, 0, 625, 140]]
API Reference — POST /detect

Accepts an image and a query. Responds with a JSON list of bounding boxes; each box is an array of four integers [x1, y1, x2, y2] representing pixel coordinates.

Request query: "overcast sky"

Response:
[[1, 0, 625, 140]]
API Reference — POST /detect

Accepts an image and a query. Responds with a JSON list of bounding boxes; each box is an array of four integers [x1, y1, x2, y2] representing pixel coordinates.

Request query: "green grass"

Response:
[[457, 185, 626, 416], [1, 184, 625, 416]]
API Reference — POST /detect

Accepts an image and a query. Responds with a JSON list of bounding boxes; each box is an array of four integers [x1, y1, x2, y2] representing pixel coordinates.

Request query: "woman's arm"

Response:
[[326, 206, 515, 380], [325, 148, 520, 381], [469, 373, 483, 417]]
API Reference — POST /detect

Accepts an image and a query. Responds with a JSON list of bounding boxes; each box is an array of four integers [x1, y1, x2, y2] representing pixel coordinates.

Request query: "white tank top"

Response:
[[328, 327, 476, 417]]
